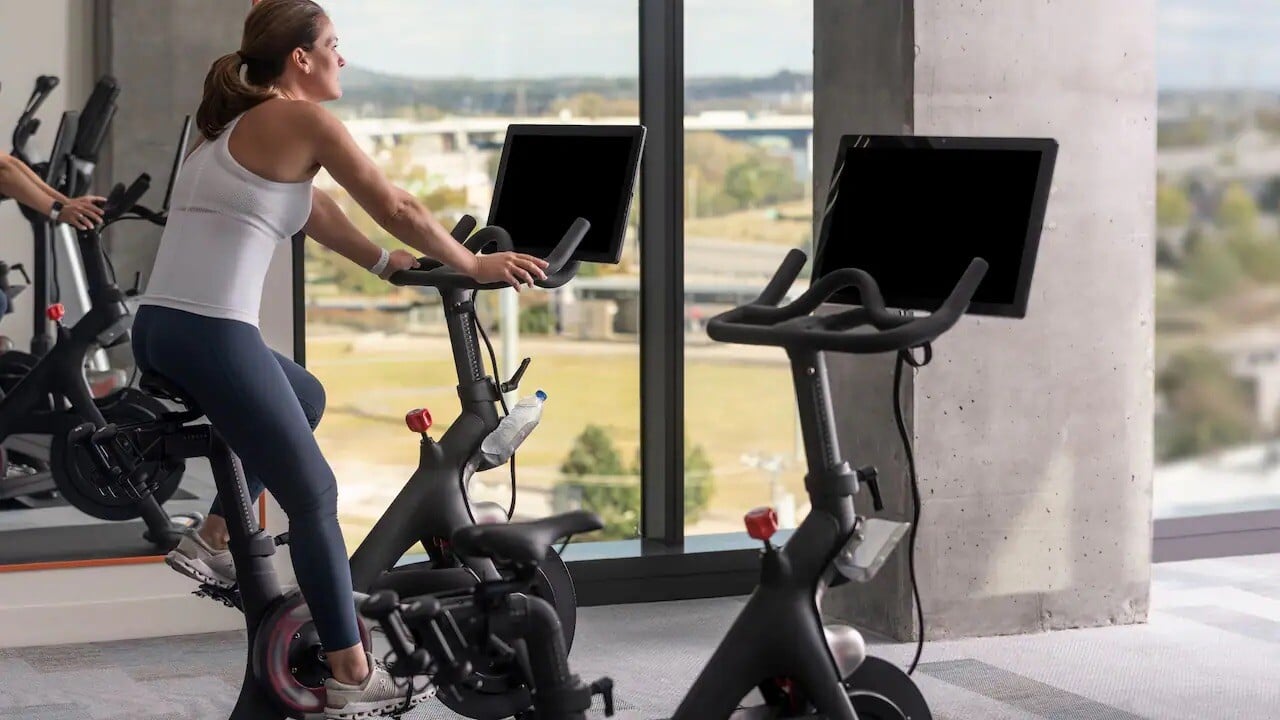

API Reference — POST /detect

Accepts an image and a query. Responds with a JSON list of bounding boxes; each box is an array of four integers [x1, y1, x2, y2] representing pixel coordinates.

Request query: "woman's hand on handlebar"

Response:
[[470, 252, 549, 290], [60, 195, 106, 230], [379, 249, 421, 280]]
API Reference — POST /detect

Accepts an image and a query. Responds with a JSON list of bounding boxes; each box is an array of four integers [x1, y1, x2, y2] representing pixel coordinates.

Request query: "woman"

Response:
[[0, 152, 104, 231], [0, 153, 104, 328], [132, 1, 548, 717]]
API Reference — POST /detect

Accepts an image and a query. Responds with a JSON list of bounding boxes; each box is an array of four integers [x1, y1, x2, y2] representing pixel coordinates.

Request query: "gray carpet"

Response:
[[3, 554, 1279, 719]]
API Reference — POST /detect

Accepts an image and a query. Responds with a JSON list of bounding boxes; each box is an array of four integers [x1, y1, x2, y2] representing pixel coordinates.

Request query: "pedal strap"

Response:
[[532, 680, 594, 715]]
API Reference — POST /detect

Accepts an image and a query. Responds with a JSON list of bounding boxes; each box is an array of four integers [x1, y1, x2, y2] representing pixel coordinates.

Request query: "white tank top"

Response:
[[138, 113, 313, 326]]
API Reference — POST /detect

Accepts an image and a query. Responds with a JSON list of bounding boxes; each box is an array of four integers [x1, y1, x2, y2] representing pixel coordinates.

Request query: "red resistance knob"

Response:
[[46, 303, 66, 322], [744, 507, 779, 541], [405, 408, 433, 433]]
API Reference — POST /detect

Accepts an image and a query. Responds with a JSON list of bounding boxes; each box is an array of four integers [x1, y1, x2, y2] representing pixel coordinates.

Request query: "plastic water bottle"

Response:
[[478, 390, 547, 467]]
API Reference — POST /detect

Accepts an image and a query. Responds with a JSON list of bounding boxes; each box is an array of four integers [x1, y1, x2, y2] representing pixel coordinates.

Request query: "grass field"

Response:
[[685, 200, 813, 246], [305, 332, 812, 546]]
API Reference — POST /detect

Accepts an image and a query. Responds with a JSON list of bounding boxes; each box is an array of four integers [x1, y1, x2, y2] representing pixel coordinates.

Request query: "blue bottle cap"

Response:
[[535, 389, 547, 401]]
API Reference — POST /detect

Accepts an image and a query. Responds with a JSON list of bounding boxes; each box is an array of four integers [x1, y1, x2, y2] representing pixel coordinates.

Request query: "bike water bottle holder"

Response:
[[832, 517, 912, 583]]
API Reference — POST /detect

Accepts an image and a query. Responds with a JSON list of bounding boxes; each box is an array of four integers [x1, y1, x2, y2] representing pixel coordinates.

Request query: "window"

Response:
[[682, 0, 813, 535], [308, 1, 640, 552], [1155, 1, 1280, 518]]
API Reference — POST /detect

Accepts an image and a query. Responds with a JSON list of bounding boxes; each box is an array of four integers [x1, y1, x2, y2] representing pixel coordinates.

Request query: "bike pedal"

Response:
[[590, 677, 616, 716]]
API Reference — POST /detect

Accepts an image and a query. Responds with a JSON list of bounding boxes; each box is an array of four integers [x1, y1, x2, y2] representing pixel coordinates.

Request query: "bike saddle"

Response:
[[451, 510, 603, 565], [139, 371, 201, 415]]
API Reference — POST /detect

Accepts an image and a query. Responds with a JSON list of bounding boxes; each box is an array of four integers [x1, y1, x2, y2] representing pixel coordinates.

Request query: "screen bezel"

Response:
[[487, 123, 646, 264], [813, 134, 1059, 318]]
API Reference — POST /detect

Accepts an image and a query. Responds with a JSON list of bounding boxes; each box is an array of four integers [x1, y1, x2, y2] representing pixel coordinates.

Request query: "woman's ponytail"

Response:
[[195, 0, 327, 140], [195, 52, 276, 140]]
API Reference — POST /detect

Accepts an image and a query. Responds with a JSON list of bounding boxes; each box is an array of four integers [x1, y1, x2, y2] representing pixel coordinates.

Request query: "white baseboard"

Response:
[[0, 593, 244, 648], [0, 543, 295, 649]]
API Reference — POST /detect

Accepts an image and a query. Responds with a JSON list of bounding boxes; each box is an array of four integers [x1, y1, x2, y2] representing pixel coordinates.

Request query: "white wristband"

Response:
[[369, 248, 390, 277]]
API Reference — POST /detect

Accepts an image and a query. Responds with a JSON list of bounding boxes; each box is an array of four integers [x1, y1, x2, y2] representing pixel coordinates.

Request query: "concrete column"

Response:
[[819, 0, 1156, 640], [812, 0, 921, 641], [97, 0, 295, 567]]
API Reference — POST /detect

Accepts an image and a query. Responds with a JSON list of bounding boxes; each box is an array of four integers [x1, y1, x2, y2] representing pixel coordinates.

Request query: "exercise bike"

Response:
[[357, 247, 992, 720], [0, 119, 199, 546], [69, 215, 600, 719]]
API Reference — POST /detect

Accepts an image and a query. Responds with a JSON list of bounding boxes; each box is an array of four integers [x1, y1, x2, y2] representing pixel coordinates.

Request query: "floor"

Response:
[[1, 554, 1278, 719]]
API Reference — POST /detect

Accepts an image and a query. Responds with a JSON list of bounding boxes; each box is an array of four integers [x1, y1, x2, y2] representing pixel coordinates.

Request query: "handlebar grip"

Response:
[[756, 248, 807, 306], [102, 174, 151, 222], [543, 217, 590, 274], [463, 225, 514, 254], [943, 257, 988, 313], [117, 174, 151, 212], [72, 75, 120, 162], [451, 215, 478, 243]]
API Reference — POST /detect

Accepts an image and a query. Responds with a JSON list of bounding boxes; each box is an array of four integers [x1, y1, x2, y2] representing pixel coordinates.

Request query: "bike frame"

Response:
[[670, 348, 863, 719], [347, 286, 506, 592]]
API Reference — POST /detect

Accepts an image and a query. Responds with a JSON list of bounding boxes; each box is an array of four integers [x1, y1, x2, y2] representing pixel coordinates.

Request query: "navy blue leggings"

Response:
[[131, 305, 360, 651]]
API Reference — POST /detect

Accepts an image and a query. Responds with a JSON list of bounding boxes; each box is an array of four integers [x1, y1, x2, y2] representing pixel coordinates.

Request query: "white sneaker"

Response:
[[165, 527, 236, 588], [324, 651, 435, 719]]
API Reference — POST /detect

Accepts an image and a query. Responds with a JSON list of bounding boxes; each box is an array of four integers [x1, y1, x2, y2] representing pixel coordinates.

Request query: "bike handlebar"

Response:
[[706, 249, 989, 354], [388, 215, 589, 291]]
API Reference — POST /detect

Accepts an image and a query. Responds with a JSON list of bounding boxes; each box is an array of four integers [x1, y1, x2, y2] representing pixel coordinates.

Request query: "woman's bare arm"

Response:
[[290, 102, 547, 287], [0, 154, 104, 229], [303, 187, 410, 273]]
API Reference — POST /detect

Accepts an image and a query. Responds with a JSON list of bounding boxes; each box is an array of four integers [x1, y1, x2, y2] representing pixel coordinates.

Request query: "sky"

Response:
[[320, 0, 812, 79], [1159, 0, 1280, 89], [321, 1, 1273, 89]]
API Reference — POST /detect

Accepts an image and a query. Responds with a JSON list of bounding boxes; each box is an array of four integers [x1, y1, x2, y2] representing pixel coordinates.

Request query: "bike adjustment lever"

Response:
[[500, 357, 532, 394], [859, 466, 885, 512]]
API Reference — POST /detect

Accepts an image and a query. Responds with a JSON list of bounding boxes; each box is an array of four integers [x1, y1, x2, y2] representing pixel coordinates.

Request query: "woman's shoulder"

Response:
[[243, 98, 334, 133]]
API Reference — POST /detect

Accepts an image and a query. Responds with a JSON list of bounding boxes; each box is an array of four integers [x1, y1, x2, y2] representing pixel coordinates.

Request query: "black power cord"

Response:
[[893, 342, 932, 676], [470, 290, 519, 521]]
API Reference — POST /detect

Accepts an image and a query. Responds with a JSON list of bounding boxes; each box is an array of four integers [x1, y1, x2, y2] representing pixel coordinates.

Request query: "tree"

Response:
[[1156, 347, 1258, 461], [1179, 237, 1245, 303], [724, 156, 802, 209], [560, 425, 626, 477], [553, 425, 716, 540], [552, 92, 639, 119], [1156, 182, 1192, 229], [1226, 231, 1280, 284], [556, 425, 635, 539], [519, 303, 554, 335], [1217, 182, 1259, 234]]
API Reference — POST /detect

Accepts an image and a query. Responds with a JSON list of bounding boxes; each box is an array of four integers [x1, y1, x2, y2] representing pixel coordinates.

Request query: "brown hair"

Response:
[[195, 0, 328, 140]]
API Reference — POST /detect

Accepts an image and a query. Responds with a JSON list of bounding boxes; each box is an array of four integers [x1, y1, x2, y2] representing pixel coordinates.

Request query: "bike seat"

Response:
[[139, 371, 200, 414], [451, 510, 603, 565]]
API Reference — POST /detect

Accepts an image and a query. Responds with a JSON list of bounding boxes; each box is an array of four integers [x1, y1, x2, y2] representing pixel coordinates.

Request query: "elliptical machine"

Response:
[[0, 74, 175, 508], [0, 117, 199, 545]]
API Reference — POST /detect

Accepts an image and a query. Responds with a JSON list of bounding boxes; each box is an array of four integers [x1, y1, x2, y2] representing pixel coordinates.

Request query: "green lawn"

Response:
[[306, 335, 808, 544]]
